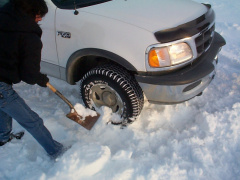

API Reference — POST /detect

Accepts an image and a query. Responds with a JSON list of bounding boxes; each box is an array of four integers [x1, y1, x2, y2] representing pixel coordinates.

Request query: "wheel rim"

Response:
[[90, 83, 124, 114]]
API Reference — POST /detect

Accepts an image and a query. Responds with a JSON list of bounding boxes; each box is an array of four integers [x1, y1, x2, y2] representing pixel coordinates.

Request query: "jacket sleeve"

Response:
[[19, 33, 49, 87]]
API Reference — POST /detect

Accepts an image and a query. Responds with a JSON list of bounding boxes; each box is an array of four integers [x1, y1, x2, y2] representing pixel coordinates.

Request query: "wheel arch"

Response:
[[66, 48, 137, 84]]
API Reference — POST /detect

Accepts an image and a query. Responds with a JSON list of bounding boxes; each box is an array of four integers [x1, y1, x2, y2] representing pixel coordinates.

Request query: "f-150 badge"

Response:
[[57, 31, 71, 39]]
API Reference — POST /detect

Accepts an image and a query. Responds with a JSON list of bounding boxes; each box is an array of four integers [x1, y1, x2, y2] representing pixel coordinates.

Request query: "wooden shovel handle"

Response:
[[46, 82, 57, 93], [47, 82, 74, 109]]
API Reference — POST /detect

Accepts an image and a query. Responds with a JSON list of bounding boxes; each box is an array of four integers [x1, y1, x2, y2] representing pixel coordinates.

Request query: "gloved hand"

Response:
[[37, 74, 49, 87]]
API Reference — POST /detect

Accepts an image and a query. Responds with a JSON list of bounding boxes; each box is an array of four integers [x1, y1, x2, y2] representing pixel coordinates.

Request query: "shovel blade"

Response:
[[66, 110, 100, 130]]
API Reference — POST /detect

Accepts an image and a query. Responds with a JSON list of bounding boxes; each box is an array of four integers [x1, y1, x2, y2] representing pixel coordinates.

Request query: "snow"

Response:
[[1, 0, 240, 179], [74, 103, 97, 118]]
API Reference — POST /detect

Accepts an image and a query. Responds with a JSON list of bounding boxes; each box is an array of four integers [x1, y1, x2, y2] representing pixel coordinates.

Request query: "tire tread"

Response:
[[80, 64, 144, 119]]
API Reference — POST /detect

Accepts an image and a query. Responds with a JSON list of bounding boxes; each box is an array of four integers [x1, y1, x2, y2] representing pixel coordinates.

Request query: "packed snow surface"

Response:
[[1, 0, 240, 179]]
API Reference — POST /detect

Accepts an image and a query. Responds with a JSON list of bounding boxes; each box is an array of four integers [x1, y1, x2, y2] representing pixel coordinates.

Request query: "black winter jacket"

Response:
[[0, 2, 48, 87]]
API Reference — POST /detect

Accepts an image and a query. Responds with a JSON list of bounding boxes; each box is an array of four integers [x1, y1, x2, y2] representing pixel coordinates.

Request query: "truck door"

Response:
[[40, 0, 60, 78]]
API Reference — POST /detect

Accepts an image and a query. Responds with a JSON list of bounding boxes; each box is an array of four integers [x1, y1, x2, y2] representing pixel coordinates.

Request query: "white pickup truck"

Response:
[[39, 0, 225, 122]]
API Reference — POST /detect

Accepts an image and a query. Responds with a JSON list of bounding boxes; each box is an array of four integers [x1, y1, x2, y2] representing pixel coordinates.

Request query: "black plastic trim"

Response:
[[66, 48, 137, 84], [51, 0, 111, 10], [135, 32, 226, 86], [154, 4, 215, 43]]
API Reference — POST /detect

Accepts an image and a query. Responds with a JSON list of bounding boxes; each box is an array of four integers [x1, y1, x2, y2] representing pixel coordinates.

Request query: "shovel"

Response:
[[46, 82, 100, 130]]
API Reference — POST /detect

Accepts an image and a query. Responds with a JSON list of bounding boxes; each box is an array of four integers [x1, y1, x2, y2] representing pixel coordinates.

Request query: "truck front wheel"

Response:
[[80, 64, 144, 122]]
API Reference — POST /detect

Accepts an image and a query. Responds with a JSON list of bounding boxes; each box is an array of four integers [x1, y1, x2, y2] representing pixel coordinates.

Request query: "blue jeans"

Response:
[[0, 82, 63, 156]]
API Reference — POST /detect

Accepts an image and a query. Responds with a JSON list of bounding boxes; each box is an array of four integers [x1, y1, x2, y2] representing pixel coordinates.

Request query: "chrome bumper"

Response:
[[138, 65, 216, 104]]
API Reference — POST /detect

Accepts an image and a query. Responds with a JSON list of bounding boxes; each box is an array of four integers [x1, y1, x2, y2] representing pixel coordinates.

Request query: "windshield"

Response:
[[52, 0, 111, 9]]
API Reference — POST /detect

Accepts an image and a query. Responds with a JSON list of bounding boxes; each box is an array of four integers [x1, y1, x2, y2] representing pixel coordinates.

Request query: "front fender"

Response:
[[66, 48, 137, 84]]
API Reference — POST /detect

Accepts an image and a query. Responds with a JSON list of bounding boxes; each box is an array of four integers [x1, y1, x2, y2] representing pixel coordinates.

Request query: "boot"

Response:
[[0, 132, 24, 146], [0, 136, 13, 146]]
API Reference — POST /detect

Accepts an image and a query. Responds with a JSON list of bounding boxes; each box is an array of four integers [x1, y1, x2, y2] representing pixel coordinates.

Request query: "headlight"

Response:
[[148, 42, 193, 68]]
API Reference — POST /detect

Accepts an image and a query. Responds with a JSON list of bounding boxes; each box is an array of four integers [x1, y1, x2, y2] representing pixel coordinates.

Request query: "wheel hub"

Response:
[[102, 91, 117, 106], [90, 84, 123, 114]]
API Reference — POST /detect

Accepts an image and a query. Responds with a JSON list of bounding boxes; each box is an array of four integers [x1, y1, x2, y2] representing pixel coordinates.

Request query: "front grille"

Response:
[[195, 24, 215, 57]]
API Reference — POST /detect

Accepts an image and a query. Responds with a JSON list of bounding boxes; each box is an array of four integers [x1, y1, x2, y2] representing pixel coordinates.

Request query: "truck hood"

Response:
[[81, 0, 208, 32]]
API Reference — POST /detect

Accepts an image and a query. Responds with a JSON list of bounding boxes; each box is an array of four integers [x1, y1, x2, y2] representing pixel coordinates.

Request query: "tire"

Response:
[[80, 64, 144, 121]]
